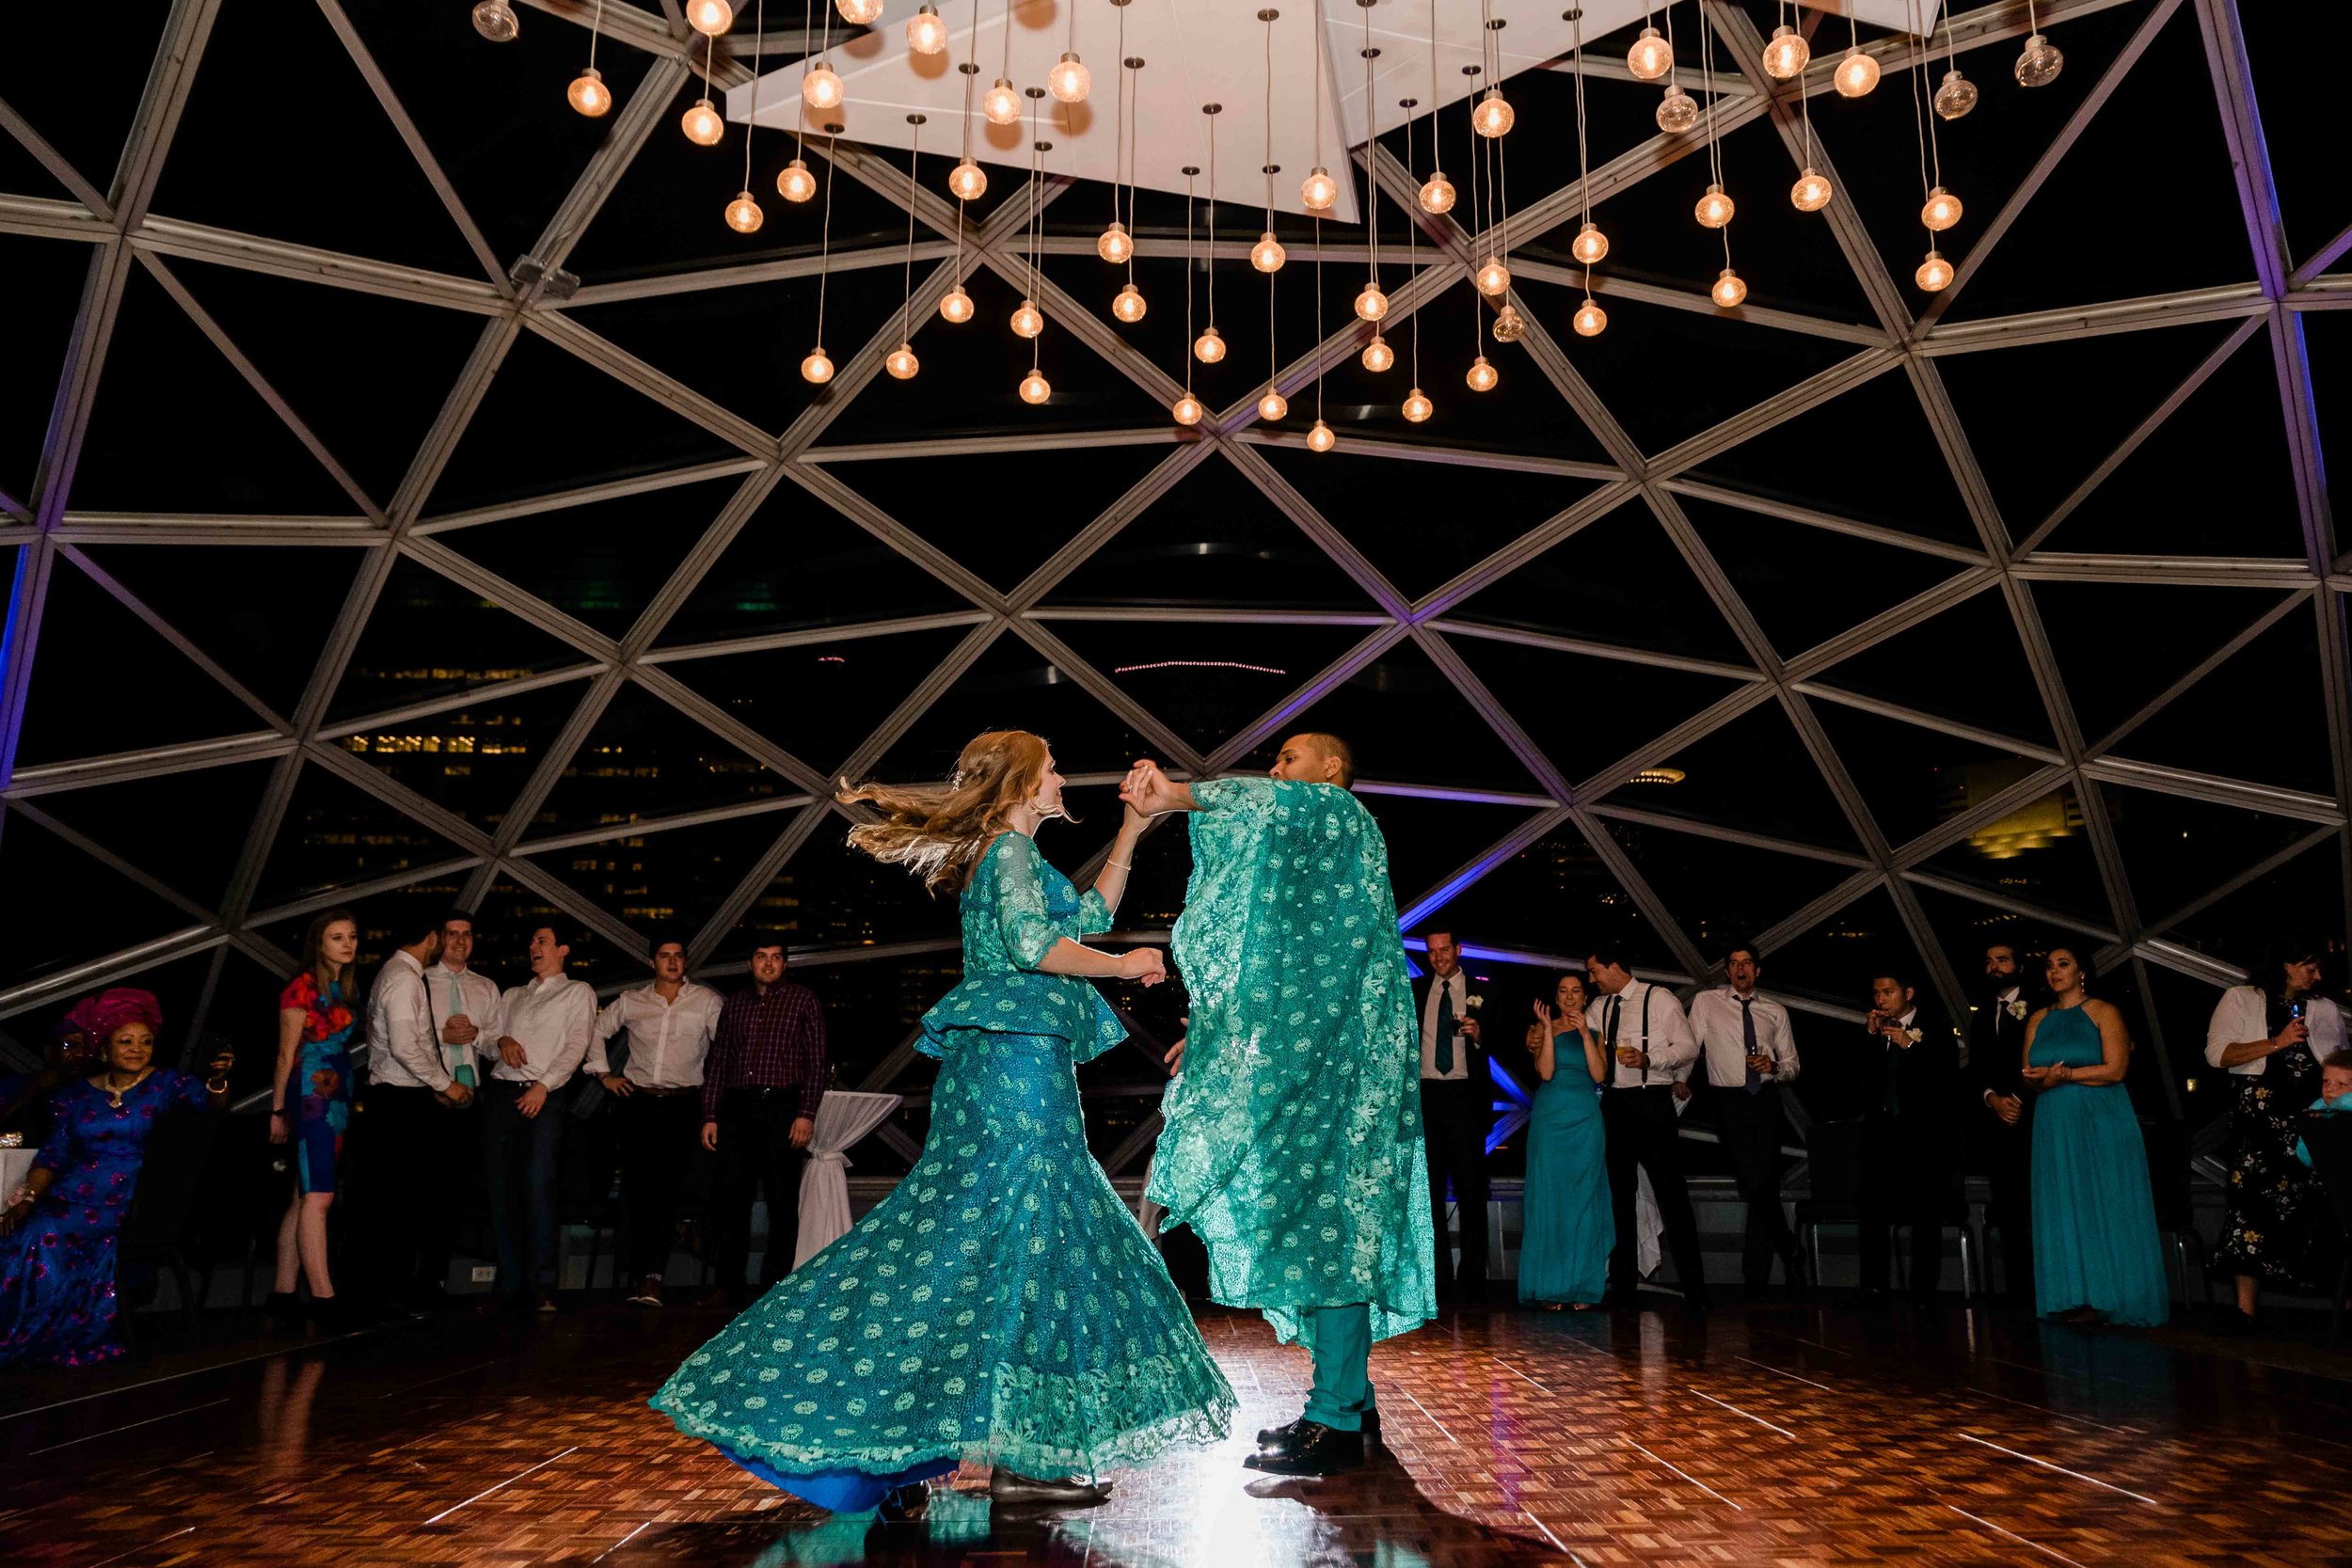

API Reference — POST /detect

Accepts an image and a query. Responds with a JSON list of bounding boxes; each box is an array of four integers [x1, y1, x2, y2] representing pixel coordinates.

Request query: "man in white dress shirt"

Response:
[[588, 932, 723, 1308], [397, 910, 500, 1310], [1414, 929, 1490, 1303], [479, 924, 596, 1312], [1690, 944, 1802, 1298], [360, 915, 457, 1311], [1585, 946, 1708, 1309]]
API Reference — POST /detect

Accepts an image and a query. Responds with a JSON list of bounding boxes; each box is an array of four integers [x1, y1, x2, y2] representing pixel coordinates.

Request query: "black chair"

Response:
[[118, 1106, 223, 1337], [1792, 1119, 1864, 1288], [2139, 1117, 2212, 1309], [2298, 1115, 2352, 1339], [1895, 1184, 1980, 1300]]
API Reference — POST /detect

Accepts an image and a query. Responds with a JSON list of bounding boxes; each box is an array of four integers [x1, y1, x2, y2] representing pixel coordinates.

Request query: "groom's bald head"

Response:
[[1270, 732, 1355, 787]]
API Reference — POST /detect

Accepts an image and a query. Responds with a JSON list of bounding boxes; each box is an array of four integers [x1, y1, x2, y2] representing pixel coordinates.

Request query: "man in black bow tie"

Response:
[[1858, 970, 1960, 1304]]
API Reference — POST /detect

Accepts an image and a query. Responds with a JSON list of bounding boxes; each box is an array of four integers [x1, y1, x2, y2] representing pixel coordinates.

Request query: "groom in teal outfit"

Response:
[[1122, 733, 1436, 1477]]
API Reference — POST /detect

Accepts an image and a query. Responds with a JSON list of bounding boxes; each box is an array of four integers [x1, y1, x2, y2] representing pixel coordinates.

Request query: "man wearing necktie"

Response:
[[1585, 946, 1708, 1309], [1415, 930, 1491, 1303], [1689, 945, 1803, 1297], [1965, 942, 2038, 1306]]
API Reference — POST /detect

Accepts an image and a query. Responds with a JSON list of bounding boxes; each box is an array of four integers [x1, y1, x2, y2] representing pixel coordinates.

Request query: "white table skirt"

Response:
[[793, 1091, 904, 1268]]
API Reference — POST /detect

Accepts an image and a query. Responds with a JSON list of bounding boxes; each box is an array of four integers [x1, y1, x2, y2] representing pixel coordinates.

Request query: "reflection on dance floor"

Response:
[[4, 1299, 2350, 1566]]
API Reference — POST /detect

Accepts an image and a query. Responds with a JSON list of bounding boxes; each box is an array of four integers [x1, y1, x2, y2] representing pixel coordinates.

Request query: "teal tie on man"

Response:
[[1121, 733, 1436, 1478]]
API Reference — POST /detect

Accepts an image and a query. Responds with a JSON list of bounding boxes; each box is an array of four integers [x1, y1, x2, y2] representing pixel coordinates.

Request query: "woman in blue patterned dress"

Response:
[[267, 910, 360, 1326], [651, 730, 1235, 1516], [0, 990, 232, 1366]]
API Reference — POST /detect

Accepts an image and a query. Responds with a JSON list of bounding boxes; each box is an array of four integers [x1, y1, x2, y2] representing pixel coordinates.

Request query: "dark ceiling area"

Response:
[[1, 0, 2344, 1156]]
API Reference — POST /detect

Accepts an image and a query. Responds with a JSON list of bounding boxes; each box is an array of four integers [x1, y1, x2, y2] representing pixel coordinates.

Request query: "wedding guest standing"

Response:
[[1690, 945, 1803, 1297], [1857, 971, 1960, 1304], [413, 910, 498, 1307], [267, 910, 361, 1328], [587, 932, 723, 1307], [700, 942, 828, 1306], [1586, 948, 1708, 1309], [481, 926, 596, 1312], [0, 990, 231, 1367], [1416, 929, 1491, 1302], [1968, 942, 2039, 1306], [2206, 939, 2348, 1330], [358, 915, 461, 1312], [2023, 948, 2167, 1327], [1518, 973, 1612, 1308]]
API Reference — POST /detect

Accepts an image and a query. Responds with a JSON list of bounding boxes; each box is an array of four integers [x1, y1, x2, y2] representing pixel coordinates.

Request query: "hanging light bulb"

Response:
[[1711, 267, 1747, 309], [1762, 24, 1811, 79], [681, 96, 723, 145], [907, 4, 948, 54], [1419, 169, 1455, 214], [1172, 392, 1204, 426], [1835, 46, 1881, 97], [2014, 32, 2063, 87], [1790, 166, 1834, 212], [1571, 222, 1609, 265], [1251, 230, 1286, 273], [1473, 88, 1515, 137], [1020, 369, 1052, 404], [1361, 335, 1393, 372], [983, 77, 1022, 124], [803, 60, 845, 110], [1657, 85, 1699, 135], [1048, 52, 1090, 103], [1097, 221, 1133, 263], [1112, 282, 1147, 322], [1916, 248, 1953, 291], [778, 157, 818, 202], [1474, 256, 1511, 296], [801, 345, 834, 383], [946, 159, 987, 201], [1573, 296, 1607, 337], [1490, 303, 1525, 343], [1934, 69, 1979, 119], [1402, 387, 1433, 422], [1627, 24, 1672, 80], [1258, 388, 1289, 420], [885, 342, 919, 379], [472, 0, 520, 41], [1301, 166, 1338, 211], [724, 189, 764, 231], [1921, 184, 1963, 231], [1010, 298, 1044, 338], [940, 285, 975, 323], [1695, 182, 1734, 229], [1355, 280, 1389, 322], [685, 0, 733, 37], [1307, 418, 1337, 452], [1466, 355, 1498, 393], [567, 67, 612, 117], [836, 0, 883, 23], [1194, 325, 1227, 363]]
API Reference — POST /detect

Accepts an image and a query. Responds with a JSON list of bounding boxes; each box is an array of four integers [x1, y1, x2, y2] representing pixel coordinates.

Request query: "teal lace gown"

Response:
[[1148, 778, 1437, 1353], [1518, 1054, 1612, 1307], [650, 831, 1234, 1512], [2028, 1004, 2169, 1326]]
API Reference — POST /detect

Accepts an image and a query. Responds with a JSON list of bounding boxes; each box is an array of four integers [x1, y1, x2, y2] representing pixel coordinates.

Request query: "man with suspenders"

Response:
[[1585, 946, 1710, 1310]]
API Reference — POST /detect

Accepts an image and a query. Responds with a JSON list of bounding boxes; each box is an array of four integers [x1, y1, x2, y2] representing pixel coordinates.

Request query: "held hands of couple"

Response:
[[1120, 947, 1168, 988], [1119, 759, 1184, 818]]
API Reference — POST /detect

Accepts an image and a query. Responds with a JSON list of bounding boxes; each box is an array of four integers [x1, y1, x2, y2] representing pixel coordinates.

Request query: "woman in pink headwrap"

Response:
[[0, 990, 232, 1366]]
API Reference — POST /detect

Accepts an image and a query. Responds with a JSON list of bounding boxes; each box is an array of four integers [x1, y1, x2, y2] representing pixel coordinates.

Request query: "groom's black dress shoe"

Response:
[[1244, 1419, 1365, 1476], [1256, 1407, 1380, 1447]]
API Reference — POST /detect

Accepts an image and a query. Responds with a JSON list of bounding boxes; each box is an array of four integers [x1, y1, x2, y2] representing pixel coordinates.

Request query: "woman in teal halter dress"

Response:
[[651, 731, 1234, 1515], [1518, 974, 1613, 1307], [2023, 948, 2168, 1327]]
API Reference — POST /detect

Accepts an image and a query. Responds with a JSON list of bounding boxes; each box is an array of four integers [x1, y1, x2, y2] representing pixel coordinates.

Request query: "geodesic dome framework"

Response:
[[2, 0, 2345, 1168]]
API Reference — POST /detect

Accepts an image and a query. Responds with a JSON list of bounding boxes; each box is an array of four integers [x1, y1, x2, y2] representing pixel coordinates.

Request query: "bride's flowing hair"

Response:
[[838, 729, 1069, 895]]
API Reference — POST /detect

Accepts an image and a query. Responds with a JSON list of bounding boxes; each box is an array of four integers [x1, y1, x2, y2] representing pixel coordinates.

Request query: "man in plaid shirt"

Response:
[[701, 942, 829, 1304]]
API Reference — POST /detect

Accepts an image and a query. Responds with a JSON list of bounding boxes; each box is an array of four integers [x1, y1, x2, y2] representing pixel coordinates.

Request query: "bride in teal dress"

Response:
[[651, 730, 1234, 1516], [1518, 974, 1613, 1308], [2022, 947, 2168, 1327]]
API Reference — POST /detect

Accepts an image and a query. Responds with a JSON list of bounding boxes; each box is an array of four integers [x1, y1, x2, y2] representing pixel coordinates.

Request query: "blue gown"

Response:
[[1, 1071, 212, 1366], [2028, 1005, 2169, 1327], [651, 832, 1233, 1512], [1518, 1046, 1613, 1307]]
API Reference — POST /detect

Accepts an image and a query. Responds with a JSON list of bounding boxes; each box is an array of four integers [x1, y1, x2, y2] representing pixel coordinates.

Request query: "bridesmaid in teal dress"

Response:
[[2022, 947, 2168, 1327], [1518, 974, 1613, 1308], [651, 731, 1234, 1517]]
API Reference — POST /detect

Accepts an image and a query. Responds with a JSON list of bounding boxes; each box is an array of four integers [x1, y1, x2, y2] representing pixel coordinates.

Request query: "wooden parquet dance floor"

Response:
[[5, 1297, 2351, 1567]]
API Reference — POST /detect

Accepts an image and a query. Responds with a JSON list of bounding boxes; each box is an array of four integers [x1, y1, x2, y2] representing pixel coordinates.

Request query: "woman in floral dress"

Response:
[[651, 731, 1234, 1516], [267, 910, 360, 1325]]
